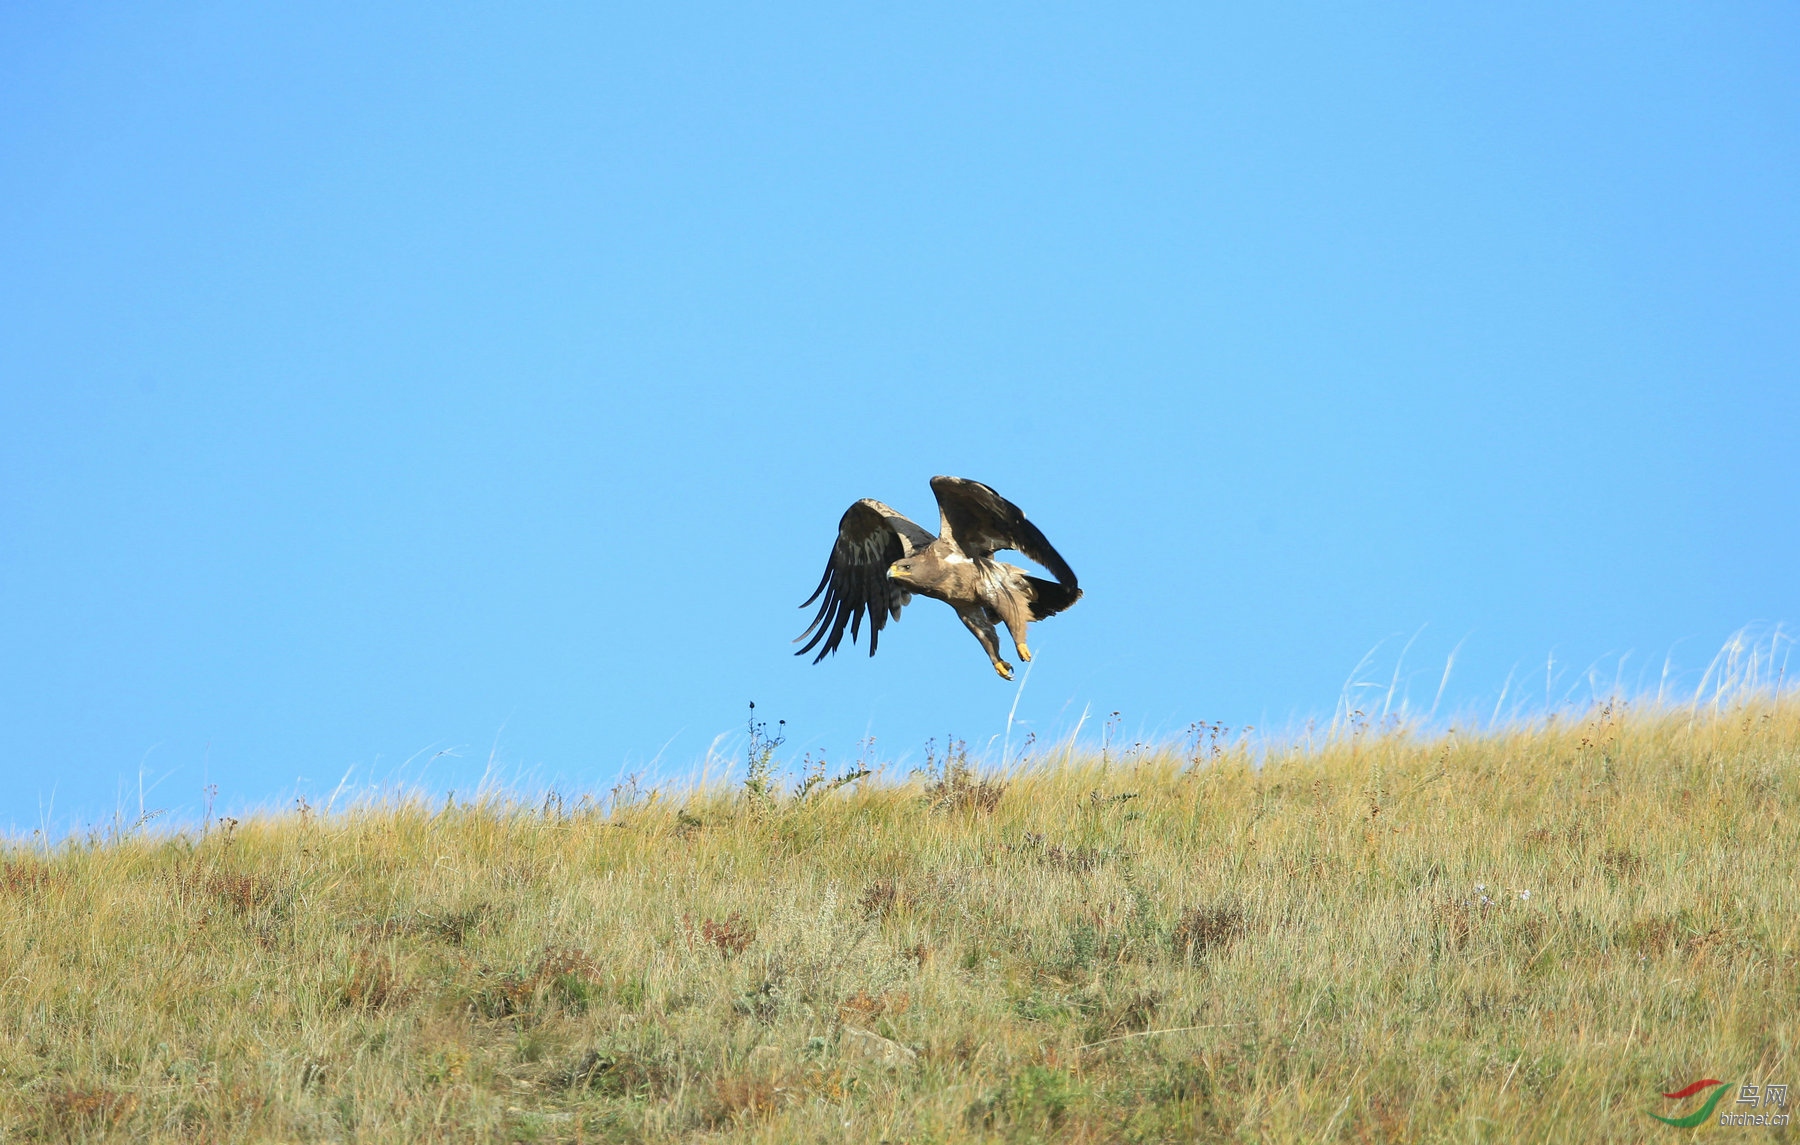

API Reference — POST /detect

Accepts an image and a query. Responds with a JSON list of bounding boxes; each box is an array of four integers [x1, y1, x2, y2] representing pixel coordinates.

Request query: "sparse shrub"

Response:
[[967, 1066, 1086, 1135], [686, 912, 756, 956], [42, 1086, 139, 1137], [1432, 885, 1546, 958], [1082, 990, 1160, 1046], [793, 752, 872, 801], [470, 947, 605, 1016], [1010, 831, 1124, 871], [748, 884, 911, 1015], [1433, 896, 1480, 951], [174, 866, 281, 914], [560, 1049, 667, 1098], [708, 1068, 791, 1126], [1062, 918, 1101, 972], [338, 950, 411, 1011], [536, 946, 606, 1010], [1617, 910, 1717, 957], [922, 738, 1005, 813], [357, 904, 492, 946], [615, 974, 647, 1010], [858, 878, 899, 918], [1600, 847, 1645, 882], [1171, 900, 1246, 962], [1524, 820, 1588, 850], [432, 904, 493, 945], [207, 870, 279, 913], [839, 989, 910, 1022], [1, 859, 60, 897], [733, 979, 783, 1023], [1146, 1058, 1216, 1106], [743, 701, 785, 816]]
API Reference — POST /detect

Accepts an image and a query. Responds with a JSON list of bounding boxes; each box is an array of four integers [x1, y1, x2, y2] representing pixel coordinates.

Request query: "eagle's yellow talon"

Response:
[[1017, 644, 1031, 662], [995, 660, 1015, 680]]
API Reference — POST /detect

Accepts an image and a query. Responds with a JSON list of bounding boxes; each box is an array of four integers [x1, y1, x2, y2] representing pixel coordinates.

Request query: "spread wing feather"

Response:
[[795, 500, 931, 662], [930, 476, 1080, 589]]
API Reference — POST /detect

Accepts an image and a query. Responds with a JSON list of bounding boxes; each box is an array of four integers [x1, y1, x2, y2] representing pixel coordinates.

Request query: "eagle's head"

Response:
[[887, 555, 949, 602]]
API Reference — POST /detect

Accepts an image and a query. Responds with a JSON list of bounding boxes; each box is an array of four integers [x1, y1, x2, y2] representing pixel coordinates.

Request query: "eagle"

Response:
[[796, 476, 1082, 680]]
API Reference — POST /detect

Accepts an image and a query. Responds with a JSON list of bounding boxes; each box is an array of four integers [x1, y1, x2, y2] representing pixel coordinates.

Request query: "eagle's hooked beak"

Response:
[[887, 564, 909, 583]]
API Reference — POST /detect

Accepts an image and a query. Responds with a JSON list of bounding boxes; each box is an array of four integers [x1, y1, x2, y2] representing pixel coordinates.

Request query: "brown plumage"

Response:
[[796, 476, 1082, 680]]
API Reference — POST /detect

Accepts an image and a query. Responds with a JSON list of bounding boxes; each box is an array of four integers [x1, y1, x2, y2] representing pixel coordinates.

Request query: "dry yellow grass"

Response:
[[2, 700, 1796, 1142]]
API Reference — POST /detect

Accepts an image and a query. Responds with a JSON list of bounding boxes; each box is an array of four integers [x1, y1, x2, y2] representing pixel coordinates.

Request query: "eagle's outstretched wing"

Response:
[[796, 499, 935, 662], [930, 476, 1078, 583]]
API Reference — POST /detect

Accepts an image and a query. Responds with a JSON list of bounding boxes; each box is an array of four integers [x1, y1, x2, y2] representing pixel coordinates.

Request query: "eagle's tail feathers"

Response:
[[1025, 576, 1083, 620]]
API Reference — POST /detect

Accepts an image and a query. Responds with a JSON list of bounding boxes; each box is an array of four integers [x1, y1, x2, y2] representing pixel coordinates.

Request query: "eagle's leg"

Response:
[[957, 609, 1013, 680], [996, 597, 1032, 663]]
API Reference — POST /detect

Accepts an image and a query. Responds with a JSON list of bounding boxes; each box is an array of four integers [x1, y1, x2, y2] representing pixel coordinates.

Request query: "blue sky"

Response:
[[3, 5, 1796, 833]]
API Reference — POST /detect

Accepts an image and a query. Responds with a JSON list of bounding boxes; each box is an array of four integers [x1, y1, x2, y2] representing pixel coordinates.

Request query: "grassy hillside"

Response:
[[2, 700, 1796, 1143]]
